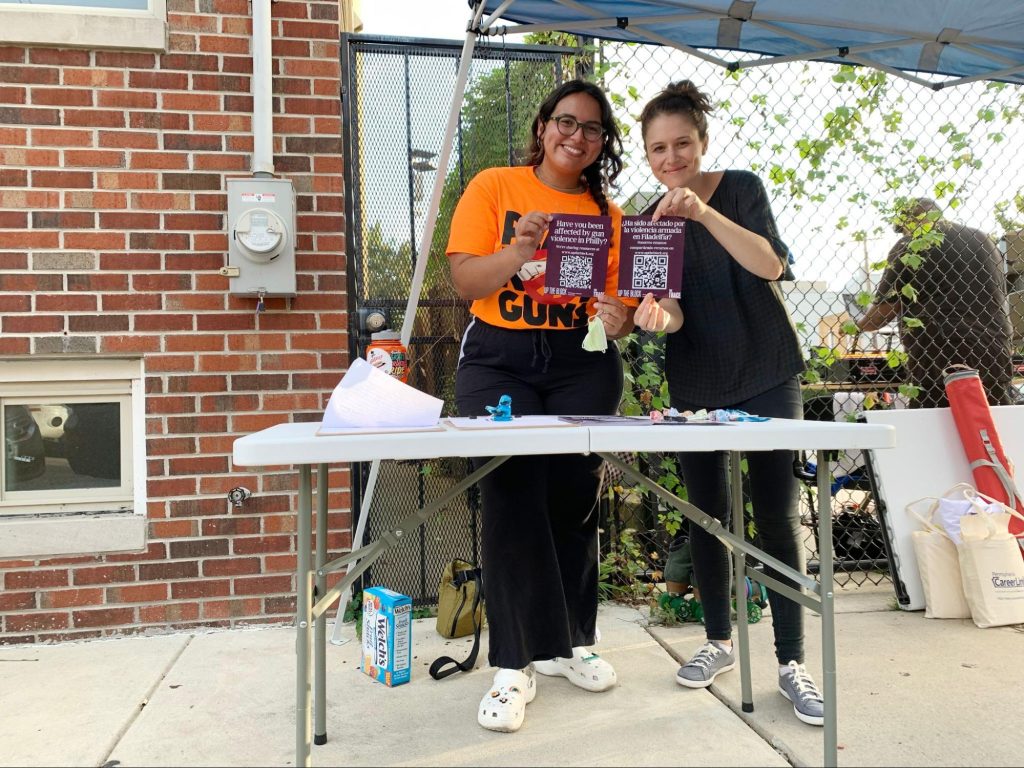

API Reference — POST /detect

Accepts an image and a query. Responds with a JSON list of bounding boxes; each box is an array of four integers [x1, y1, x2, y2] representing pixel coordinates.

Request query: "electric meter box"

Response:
[[226, 177, 297, 296]]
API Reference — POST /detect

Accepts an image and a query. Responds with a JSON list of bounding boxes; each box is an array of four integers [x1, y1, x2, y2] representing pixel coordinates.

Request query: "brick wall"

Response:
[[0, 0, 352, 643]]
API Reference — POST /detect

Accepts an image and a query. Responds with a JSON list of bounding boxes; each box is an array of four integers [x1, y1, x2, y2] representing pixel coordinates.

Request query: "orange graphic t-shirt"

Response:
[[446, 166, 631, 330]]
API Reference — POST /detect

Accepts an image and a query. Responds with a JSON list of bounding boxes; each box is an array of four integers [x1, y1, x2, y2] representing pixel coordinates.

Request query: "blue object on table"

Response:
[[485, 395, 513, 422]]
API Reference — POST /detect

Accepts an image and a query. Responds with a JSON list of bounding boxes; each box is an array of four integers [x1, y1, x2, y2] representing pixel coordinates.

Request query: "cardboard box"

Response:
[[361, 587, 411, 687]]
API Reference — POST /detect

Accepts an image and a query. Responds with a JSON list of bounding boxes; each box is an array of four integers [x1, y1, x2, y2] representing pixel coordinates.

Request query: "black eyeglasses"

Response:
[[549, 114, 605, 141]]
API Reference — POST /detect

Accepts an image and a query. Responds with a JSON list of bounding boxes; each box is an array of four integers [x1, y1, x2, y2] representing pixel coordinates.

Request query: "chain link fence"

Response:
[[343, 33, 1024, 601]]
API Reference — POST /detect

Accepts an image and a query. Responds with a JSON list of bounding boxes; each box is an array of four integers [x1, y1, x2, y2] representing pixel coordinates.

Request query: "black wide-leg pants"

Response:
[[455, 319, 623, 670]]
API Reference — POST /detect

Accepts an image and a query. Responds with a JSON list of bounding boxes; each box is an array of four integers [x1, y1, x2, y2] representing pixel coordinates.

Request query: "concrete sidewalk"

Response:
[[1, 585, 1021, 767]]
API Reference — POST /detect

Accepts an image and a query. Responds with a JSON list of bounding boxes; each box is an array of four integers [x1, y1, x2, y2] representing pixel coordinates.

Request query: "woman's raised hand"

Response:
[[651, 187, 706, 222], [512, 211, 552, 262]]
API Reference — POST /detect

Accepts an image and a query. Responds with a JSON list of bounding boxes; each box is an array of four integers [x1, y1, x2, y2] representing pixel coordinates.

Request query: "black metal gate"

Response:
[[340, 33, 579, 604]]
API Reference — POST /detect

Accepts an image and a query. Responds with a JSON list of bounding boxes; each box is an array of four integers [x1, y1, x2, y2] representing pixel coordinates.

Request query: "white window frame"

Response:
[[0, 357, 147, 558], [0, 0, 167, 52]]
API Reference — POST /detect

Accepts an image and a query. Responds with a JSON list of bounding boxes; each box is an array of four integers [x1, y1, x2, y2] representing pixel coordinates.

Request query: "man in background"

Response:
[[855, 197, 1013, 407]]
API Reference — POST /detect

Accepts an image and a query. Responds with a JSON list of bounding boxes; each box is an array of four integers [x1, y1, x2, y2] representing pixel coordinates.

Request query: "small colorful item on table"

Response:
[[485, 394, 513, 422]]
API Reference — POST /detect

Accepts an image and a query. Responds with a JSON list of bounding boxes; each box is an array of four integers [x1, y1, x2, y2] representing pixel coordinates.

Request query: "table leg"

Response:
[[296, 465, 313, 767], [816, 449, 838, 767], [314, 463, 329, 746], [731, 452, 754, 712]]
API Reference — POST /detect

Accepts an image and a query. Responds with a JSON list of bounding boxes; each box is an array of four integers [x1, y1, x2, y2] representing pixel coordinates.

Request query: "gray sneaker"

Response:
[[778, 661, 824, 726], [676, 641, 735, 688]]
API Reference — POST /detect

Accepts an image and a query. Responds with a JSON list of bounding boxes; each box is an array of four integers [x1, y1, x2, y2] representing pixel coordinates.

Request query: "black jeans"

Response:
[[455, 319, 623, 670], [672, 377, 805, 664]]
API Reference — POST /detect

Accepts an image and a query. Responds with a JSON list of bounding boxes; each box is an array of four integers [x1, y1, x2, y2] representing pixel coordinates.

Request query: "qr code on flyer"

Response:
[[631, 253, 669, 291], [558, 254, 594, 290]]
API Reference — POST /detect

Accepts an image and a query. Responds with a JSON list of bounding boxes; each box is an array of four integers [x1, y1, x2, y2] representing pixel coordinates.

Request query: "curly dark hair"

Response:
[[523, 79, 623, 217], [639, 80, 714, 145]]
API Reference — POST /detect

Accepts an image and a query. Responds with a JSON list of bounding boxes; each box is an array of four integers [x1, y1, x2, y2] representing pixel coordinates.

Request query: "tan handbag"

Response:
[[430, 559, 485, 680]]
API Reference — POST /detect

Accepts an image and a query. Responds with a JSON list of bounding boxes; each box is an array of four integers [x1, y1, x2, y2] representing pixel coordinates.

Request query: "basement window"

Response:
[[0, 0, 167, 52], [0, 357, 147, 558]]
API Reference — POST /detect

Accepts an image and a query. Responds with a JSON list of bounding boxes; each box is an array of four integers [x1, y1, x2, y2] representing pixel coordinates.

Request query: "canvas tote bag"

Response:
[[905, 496, 971, 619], [957, 495, 1024, 628]]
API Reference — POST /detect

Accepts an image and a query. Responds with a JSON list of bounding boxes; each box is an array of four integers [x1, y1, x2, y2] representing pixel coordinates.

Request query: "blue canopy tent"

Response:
[[402, 0, 1024, 344]]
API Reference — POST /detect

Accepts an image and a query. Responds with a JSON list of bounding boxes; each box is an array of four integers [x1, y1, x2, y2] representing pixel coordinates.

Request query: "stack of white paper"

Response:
[[317, 358, 444, 435]]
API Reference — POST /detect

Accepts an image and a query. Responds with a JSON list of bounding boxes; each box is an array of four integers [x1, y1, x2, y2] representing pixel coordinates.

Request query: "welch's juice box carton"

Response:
[[361, 586, 412, 687]]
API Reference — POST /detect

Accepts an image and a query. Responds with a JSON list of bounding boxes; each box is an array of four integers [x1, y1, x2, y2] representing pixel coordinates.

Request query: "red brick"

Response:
[[148, 477, 199, 497], [72, 607, 135, 628], [1, 230, 59, 248], [67, 273, 128, 292], [101, 335, 161, 353], [0, 591, 36, 611], [202, 557, 261, 577], [171, 579, 231, 599], [64, 109, 126, 128], [40, 588, 104, 609], [97, 90, 158, 109], [97, 171, 159, 190], [201, 597, 262, 620], [131, 273, 193, 291], [146, 354, 198, 373], [164, 293, 226, 312], [167, 497, 227, 518], [201, 517, 260, 536], [106, 583, 169, 603], [64, 232, 126, 249], [147, 436, 198, 456], [226, 333, 287, 352], [63, 69, 125, 88], [168, 537, 229, 559], [265, 554, 297, 573], [68, 314, 129, 332], [31, 87, 93, 107], [98, 130, 158, 150], [32, 127, 93, 147], [31, 210, 95, 228], [98, 212, 160, 230], [5, 612, 69, 632], [145, 395, 196, 415], [232, 535, 292, 555], [129, 111, 190, 131], [73, 565, 136, 585], [64, 190, 128, 208], [168, 455, 229, 476], [36, 294, 96, 312], [165, 334, 225, 352], [5, 569, 68, 589], [234, 575, 293, 595], [150, 519, 197, 539], [138, 561, 199, 581], [94, 51, 156, 69], [64, 149, 126, 168], [129, 152, 189, 171], [143, 602, 203, 625], [133, 313, 194, 332], [0, 106, 60, 125], [0, 65, 58, 84], [167, 374, 227, 393], [201, 393, 258, 412], [166, 414, 227, 433], [198, 353, 256, 372], [29, 49, 90, 66]]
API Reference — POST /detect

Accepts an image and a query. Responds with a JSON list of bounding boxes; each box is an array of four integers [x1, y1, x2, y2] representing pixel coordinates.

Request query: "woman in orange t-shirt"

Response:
[[446, 79, 633, 733]]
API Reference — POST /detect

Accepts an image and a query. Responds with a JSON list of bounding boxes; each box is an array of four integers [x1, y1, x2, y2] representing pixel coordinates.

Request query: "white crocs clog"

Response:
[[533, 647, 617, 692], [477, 665, 537, 733]]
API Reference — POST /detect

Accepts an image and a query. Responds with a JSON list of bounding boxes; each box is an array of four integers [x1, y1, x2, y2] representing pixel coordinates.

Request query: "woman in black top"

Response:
[[632, 81, 823, 727]]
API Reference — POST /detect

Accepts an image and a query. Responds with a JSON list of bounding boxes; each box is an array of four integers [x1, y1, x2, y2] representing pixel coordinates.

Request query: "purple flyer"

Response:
[[618, 215, 685, 299], [543, 213, 611, 298]]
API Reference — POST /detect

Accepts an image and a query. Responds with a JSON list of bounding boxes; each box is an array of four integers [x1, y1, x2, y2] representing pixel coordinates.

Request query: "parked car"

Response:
[[63, 403, 120, 480], [4, 404, 46, 486]]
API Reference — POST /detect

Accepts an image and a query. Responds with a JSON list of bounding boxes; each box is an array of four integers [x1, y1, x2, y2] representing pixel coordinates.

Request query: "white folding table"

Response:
[[232, 417, 895, 768]]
